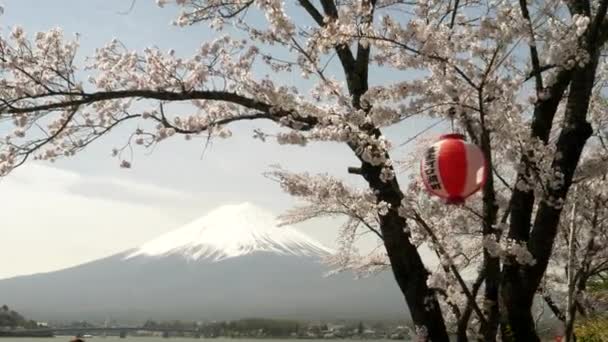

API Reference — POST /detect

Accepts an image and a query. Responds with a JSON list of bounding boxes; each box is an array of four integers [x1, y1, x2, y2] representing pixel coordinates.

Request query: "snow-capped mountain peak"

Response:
[[126, 202, 333, 261]]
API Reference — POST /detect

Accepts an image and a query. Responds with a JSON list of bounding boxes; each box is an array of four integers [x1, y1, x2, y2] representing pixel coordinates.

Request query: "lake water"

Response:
[[0, 339, 401, 342]]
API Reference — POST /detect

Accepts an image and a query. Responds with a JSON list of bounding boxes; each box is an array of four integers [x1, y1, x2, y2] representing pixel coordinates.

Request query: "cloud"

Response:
[[0, 163, 200, 279]]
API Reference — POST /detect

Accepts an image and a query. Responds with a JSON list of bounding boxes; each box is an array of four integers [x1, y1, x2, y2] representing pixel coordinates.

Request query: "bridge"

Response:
[[13, 327, 204, 338]]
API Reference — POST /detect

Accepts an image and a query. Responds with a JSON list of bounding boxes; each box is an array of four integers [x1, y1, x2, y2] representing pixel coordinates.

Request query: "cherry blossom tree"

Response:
[[1, 1, 608, 341], [541, 153, 608, 342]]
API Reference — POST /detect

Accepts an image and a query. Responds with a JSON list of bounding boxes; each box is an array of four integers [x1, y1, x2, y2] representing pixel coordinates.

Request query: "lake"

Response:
[[0, 339, 403, 342]]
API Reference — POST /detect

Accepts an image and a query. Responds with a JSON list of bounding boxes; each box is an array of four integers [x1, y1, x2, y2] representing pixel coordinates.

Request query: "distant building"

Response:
[[362, 328, 376, 338], [323, 332, 336, 339], [389, 325, 410, 340]]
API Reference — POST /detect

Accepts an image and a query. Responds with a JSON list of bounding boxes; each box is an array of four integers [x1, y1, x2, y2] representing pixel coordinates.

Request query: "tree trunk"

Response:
[[480, 256, 500, 341], [381, 215, 450, 342], [478, 112, 500, 342], [565, 203, 577, 342], [456, 327, 468, 342], [332, 1, 449, 332], [500, 271, 539, 342], [565, 304, 577, 342], [359, 158, 450, 342], [502, 45, 598, 342], [498, 69, 573, 342]]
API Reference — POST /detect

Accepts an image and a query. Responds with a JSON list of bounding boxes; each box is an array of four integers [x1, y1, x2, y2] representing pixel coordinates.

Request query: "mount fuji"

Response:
[[0, 203, 406, 322], [126, 202, 334, 262]]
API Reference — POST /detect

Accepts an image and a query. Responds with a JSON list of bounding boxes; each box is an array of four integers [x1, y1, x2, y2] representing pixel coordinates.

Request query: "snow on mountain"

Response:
[[126, 202, 334, 261]]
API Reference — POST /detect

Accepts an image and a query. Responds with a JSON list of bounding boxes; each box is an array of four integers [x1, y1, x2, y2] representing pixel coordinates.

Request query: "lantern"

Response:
[[420, 134, 487, 204]]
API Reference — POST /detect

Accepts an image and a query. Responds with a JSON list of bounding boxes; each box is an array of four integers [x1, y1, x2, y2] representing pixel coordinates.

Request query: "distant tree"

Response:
[[143, 320, 158, 329], [0, 305, 31, 328], [535, 175, 608, 341], [588, 271, 608, 314], [358, 321, 364, 334], [573, 274, 608, 340]]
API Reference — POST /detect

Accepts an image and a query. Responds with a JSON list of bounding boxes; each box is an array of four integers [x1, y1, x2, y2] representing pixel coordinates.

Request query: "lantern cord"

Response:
[[448, 105, 456, 134], [397, 118, 446, 148]]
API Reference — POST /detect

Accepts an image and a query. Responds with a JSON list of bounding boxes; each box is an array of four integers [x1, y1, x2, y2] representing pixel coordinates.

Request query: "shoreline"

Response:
[[0, 331, 54, 338]]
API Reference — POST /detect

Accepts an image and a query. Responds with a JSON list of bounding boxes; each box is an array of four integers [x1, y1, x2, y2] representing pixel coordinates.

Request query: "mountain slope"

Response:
[[0, 203, 406, 322], [126, 202, 333, 261]]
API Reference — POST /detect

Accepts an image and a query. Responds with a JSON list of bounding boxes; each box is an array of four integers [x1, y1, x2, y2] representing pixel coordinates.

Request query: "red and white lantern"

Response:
[[420, 134, 487, 204]]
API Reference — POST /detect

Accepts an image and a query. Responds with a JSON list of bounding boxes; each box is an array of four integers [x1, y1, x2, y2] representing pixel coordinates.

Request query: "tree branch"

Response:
[[413, 211, 488, 326], [507, 67, 572, 243], [352, 0, 376, 106], [0, 89, 320, 132], [518, 0, 544, 92], [348, 166, 363, 174], [297, 0, 325, 27], [1, 90, 271, 114], [542, 294, 566, 322], [318, 0, 357, 77], [457, 269, 486, 341], [565, 0, 591, 17], [590, 0, 608, 42]]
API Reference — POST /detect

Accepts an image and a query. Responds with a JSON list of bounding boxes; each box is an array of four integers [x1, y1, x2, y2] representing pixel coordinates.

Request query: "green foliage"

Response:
[[223, 318, 300, 336], [0, 304, 39, 329], [502, 323, 515, 342], [572, 272, 608, 342], [143, 318, 301, 337], [575, 316, 608, 342], [143, 319, 197, 330], [588, 272, 608, 292]]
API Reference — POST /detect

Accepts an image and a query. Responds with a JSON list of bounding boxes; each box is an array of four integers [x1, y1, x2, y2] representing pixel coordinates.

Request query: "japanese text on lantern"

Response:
[[424, 147, 441, 190]]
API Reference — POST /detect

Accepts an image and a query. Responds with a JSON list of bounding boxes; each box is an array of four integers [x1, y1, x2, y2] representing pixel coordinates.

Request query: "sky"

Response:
[[0, 0, 445, 279]]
